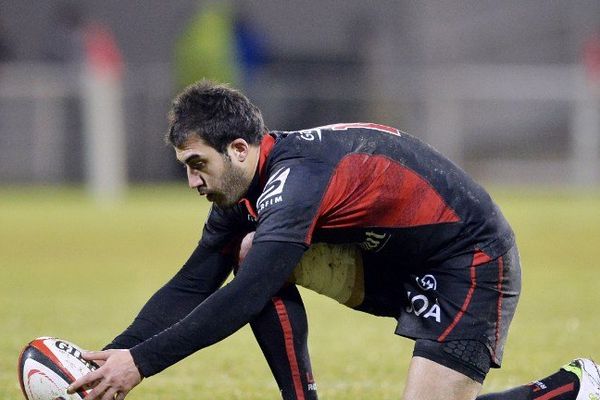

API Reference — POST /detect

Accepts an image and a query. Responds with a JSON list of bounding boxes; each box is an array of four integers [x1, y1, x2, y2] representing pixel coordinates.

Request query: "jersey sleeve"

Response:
[[103, 243, 233, 350], [129, 241, 306, 377], [199, 203, 248, 253], [252, 160, 331, 246], [102, 206, 245, 351]]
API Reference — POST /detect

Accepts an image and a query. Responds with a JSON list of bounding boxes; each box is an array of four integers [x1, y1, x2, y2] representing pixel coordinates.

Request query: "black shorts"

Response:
[[395, 245, 521, 374]]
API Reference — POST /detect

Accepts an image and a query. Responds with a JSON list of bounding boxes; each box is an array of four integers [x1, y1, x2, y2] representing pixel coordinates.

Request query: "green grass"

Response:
[[1, 185, 599, 399]]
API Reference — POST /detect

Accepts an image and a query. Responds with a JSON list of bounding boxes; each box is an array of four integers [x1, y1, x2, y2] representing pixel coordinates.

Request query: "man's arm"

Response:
[[67, 241, 305, 398], [103, 243, 233, 350], [129, 240, 305, 377]]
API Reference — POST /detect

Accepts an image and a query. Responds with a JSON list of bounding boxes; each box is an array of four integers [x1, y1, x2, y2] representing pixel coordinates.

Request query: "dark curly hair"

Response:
[[166, 80, 265, 153]]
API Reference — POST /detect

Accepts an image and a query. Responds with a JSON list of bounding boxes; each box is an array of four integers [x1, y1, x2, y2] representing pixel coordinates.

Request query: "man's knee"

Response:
[[238, 231, 255, 263], [412, 339, 491, 384], [403, 356, 482, 400]]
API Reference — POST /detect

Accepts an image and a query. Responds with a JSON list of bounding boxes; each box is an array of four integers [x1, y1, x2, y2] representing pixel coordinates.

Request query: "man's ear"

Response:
[[228, 138, 250, 162]]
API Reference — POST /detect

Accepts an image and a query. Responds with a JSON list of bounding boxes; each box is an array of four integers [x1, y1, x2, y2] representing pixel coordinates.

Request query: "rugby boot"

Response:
[[562, 358, 600, 400]]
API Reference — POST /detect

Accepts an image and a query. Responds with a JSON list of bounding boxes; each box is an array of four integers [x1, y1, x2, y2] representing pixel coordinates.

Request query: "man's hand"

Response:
[[67, 349, 142, 400]]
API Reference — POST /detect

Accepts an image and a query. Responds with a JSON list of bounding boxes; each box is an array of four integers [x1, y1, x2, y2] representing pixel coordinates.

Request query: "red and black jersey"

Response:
[[126, 123, 517, 377], [203, 123, 514, 271]]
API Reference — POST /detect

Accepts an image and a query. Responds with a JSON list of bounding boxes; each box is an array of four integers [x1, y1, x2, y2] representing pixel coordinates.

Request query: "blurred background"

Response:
[[1, 0, 599, 198], [1, 2, 600, 398]]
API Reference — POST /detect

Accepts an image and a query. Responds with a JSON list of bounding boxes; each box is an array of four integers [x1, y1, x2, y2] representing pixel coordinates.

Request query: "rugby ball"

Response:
[[18, 337, 98, 400]]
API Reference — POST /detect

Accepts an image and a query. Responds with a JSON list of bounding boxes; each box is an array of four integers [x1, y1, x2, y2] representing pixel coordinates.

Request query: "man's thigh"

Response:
[[403, 356, 482, 400], [396, 245, 522, 371]]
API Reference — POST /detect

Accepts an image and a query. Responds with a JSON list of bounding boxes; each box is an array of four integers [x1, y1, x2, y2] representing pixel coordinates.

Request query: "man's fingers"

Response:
[[68, 349, 139, 399], [82, 379, 109, 400], [67, 370, 101, 394], [83, 350, 112, 361], [100, 387, 120, 400]]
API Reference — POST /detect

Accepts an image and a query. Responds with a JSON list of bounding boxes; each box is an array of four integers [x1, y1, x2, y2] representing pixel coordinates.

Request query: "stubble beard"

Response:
[[211, 156, 250, 209]]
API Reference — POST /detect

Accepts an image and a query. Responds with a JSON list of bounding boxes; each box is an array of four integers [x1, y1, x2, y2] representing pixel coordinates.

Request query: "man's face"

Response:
[[175, 137, 251, 208]]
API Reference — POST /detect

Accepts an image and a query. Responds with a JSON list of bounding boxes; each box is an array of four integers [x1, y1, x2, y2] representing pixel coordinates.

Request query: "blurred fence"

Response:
[[0, 61, 599, 188], [418, 64, 600, 186], [0, 61, 174, 186]]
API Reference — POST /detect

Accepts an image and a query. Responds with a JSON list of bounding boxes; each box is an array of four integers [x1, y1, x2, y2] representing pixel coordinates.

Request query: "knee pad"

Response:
[[413, 339, 492, 383]]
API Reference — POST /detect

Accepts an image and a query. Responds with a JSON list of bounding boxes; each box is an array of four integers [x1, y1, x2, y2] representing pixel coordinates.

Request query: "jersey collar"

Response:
[[238, 133, 276, 218], [257, 133, 276, 186]]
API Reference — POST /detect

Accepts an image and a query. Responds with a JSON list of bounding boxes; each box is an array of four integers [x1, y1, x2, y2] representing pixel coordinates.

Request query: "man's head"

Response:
[[167, 81, 264, 208], [166, 80, 265, 152]]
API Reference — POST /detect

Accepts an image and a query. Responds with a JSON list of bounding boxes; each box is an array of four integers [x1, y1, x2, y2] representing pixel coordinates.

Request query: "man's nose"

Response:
[[186, 167, 205, 188]]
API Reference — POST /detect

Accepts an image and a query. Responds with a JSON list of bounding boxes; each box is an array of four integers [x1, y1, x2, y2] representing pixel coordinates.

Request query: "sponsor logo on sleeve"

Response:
[[297, 128, 322, 141], [257, 167, 290, 211]]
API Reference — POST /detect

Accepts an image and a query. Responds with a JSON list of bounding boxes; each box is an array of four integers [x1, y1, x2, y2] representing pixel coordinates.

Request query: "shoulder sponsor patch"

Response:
[[257, 167, 290, 211]]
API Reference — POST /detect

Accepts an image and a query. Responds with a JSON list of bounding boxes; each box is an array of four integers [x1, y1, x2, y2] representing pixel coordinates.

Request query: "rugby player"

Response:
[[69, 81, 600, 400]]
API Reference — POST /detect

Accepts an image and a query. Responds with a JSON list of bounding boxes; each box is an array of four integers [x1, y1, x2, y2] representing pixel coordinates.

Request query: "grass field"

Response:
[[1, 185, 599, 399]]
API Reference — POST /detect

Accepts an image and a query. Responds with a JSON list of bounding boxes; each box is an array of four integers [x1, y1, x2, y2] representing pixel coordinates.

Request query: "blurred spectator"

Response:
[[42, 3, 122, 73], [174, 3, 237, 89], [38, 3, 122, 183], [174, 3, 269, 90], [43, 2, 122, 70], [83, 22, 123, 78], [233, 8, 270, 88]]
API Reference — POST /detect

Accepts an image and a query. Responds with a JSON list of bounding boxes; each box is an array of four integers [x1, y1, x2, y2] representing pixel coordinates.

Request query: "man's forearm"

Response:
[[104, 244, 232, 350], [129, 241, 306, 377]]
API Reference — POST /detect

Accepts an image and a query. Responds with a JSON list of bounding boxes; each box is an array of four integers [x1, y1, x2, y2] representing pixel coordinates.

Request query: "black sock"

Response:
[[477, 369, 580, 400]]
